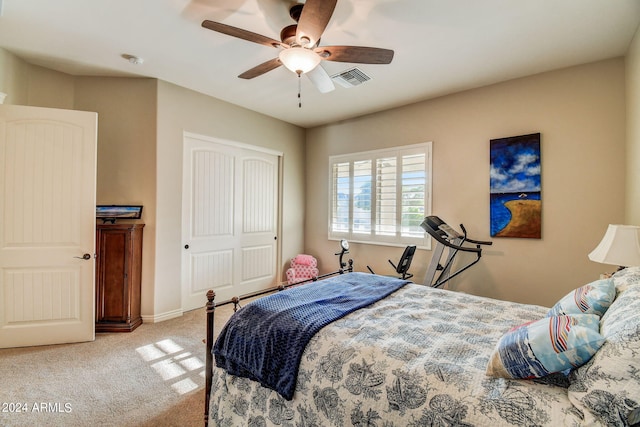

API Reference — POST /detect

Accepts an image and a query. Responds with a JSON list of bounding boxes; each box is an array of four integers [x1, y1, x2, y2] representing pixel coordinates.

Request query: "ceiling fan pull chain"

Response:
[[297, 71, 302, 108]]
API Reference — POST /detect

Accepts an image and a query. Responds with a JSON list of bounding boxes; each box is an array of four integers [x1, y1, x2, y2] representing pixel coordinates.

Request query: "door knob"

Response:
[[74, 253, 92, 260]]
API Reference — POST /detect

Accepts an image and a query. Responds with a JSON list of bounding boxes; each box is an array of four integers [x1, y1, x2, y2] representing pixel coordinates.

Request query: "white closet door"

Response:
[[182, 133, 280, 310], [0, 105, 97, 348]]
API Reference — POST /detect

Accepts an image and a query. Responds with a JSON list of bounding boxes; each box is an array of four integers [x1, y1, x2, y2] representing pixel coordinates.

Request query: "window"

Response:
[[329, 143, 432, 248]]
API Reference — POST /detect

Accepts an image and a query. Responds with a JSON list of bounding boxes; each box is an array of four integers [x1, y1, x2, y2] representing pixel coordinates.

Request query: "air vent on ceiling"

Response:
[[331, 67, 371, 88]]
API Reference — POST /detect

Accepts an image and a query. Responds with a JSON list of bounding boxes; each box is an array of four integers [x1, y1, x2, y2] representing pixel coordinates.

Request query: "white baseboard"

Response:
[[141, 309, 183, 324]]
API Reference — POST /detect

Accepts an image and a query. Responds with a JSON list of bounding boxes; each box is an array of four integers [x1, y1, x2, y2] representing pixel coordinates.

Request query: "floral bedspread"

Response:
[[209, 283, 579, 426]]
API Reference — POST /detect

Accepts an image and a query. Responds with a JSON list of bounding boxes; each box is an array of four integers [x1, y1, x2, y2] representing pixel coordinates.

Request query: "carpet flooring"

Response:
[[0, 300, 240, 427]]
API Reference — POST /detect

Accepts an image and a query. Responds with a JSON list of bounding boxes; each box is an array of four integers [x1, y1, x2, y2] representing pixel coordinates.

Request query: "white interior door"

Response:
[[0, 104, 97, 349], [182, 133, 280, 310]]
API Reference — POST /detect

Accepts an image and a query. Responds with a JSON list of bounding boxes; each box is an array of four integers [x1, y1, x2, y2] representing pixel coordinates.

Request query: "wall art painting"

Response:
[[490, 133, 541, 238]]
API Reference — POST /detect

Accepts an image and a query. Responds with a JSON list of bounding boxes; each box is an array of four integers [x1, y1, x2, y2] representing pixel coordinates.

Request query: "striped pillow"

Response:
[[486, 314, 604, 379], [547, 279, 615, 317]]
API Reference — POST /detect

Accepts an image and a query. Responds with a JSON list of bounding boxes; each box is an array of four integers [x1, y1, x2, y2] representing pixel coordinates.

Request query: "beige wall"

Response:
[[73, 77, 158, 318], [154, 81, 306, 317], [306, 58, 627, 307], [25, 66, 75, 109], [0, 49, 76, 109], [0, 49, 28, 105], [627, 25, 640, 225]]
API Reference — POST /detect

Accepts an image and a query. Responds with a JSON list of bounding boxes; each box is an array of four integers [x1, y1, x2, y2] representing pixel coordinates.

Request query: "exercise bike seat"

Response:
[[389, 245, 416, 280]]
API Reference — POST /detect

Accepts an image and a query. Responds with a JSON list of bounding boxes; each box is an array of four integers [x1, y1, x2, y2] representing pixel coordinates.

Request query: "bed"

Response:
[[204, 267, 640, 426]]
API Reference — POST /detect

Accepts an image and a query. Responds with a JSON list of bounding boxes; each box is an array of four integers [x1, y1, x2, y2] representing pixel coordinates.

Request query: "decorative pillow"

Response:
[[546, 278, 615, 317], [293, 254, 315, 266], [486, 314, 604, 379], [610, 265, 640, 294], [568, 267, 640, 425]]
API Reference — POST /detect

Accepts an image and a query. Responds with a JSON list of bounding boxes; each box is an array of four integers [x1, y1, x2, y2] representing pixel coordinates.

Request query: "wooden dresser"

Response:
[[95, 223, 144, 332]]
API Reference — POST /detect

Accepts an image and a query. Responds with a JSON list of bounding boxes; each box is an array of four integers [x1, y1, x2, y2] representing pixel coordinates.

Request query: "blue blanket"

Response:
[[213, 272, 409, 400]]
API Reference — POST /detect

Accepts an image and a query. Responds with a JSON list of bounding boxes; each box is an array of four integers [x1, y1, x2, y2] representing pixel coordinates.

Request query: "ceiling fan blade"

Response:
[[202, 20, 282, 48], [238, 57, 282, 79], [296, 0, 337, 47], [316, 45, 394, 64], [306, 66, 335, 93]]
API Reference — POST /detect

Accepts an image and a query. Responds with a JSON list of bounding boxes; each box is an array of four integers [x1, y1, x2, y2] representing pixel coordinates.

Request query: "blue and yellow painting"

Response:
[[490, 133, 541, 238]]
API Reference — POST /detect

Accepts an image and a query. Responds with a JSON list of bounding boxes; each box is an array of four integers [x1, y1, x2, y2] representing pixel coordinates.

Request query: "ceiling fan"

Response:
[[201, 0, 394, 94]]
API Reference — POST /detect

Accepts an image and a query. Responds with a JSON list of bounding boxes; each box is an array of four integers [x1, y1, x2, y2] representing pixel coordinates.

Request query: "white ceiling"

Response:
[[1, 0, 639, 128]]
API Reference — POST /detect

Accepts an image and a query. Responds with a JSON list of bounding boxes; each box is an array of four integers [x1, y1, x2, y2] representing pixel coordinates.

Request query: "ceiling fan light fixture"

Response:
[[279, 47, 321, 74]]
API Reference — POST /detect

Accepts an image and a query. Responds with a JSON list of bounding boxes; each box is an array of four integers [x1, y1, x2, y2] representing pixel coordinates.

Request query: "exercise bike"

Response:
[[367, 245, 416, 280]]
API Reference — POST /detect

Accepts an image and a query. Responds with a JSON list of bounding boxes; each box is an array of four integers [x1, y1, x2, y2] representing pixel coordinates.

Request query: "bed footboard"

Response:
[[204, 290, 215, 427]]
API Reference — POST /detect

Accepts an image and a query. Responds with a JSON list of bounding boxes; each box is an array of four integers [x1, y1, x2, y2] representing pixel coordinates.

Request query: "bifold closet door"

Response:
[[181, 133, 280, 310]]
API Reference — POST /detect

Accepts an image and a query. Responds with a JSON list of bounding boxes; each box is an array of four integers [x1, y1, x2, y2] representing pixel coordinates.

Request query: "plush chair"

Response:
[[286, 254, 319, 285]]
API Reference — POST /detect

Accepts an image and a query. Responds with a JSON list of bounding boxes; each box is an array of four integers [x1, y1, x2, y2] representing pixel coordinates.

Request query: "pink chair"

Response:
[[286, 254, 319, 285]]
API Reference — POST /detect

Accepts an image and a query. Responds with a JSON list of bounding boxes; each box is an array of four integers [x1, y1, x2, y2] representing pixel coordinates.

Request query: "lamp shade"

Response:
[[278, 47, 321, 74], [588, 224, 640, 267]]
